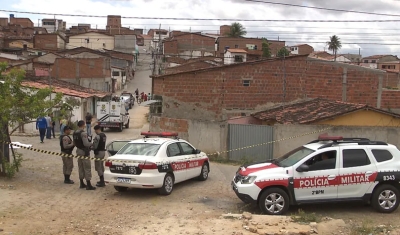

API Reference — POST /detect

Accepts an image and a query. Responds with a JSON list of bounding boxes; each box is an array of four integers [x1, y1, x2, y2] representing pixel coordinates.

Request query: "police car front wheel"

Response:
[[371, 184, 400, 213], [258, 188, 290, 215]]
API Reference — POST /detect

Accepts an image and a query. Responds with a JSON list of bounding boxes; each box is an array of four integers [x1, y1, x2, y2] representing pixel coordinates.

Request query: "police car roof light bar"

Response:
[[140, 131, 179, 137], [318, 134, 343, 141]]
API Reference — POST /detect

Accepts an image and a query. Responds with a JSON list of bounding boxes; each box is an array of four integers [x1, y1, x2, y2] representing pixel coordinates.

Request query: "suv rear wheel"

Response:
[[258, 188, 289, 215], [371, 184, 399, 213]]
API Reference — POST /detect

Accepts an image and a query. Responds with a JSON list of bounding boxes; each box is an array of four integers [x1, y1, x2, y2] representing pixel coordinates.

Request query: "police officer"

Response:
[[73, 120, 96, 190], [60, 126, 75, 184], [93, 125, 107, 187]]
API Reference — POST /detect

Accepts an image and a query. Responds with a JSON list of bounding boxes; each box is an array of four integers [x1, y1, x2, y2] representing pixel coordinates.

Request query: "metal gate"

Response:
[[228, 124, 274, 162]]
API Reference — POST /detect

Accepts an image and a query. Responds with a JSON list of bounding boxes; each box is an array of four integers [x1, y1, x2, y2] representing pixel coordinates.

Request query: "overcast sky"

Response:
[[0, 0, 400, 57]]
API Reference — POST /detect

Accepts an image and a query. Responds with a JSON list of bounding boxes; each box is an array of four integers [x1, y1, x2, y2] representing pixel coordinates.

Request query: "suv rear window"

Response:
[[371, 149, 393, 163], [342, 149, 371, 168]]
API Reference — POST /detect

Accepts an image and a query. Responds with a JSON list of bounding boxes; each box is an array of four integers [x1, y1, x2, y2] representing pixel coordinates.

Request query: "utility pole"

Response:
[[48, 64, 52, 101], [53, 15, 56, 32], [158, 24, 162, 75], [190, 27, 193, 59]]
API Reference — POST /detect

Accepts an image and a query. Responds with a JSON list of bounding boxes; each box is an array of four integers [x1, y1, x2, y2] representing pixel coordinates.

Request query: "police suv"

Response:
[[232, 134, 400, 215], [104, 132, 210, 195]]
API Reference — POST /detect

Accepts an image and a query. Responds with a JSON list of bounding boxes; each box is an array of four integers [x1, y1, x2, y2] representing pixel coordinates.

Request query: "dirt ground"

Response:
[[1, 106, 400, 234]]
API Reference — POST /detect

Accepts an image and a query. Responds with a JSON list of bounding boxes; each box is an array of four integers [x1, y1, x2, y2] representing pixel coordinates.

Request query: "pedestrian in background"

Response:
[[73, 120, 96, 190], [51, 114, 56, 138], [144, 93, 148, 102], [85, 112, 93, 136], [36, 116, 47, 143], [60, 126, 75, 184], [148, 93, 152, 100], [45, 113, 52, 139], [59, 117, 68, 138], [93, 125, 107, 187]]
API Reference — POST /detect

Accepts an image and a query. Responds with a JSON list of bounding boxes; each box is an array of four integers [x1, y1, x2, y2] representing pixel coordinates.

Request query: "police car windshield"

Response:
[[276, 146, 314, 167], [118, 143, 161, 156]]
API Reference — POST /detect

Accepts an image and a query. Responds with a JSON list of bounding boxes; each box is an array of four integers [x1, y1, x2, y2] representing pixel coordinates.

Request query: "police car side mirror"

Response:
[[193, 149, 201, 154], [296, 164, 310, 172]]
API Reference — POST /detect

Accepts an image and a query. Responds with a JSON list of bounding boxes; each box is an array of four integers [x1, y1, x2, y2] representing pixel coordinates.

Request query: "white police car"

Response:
[[104, 132, 210, 195], [232, 134, 400, 215]]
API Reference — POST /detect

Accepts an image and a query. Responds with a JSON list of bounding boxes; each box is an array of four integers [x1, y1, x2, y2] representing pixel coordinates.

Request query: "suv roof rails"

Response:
[[318, 140, 388, 149], [307, 137, 370, 144]]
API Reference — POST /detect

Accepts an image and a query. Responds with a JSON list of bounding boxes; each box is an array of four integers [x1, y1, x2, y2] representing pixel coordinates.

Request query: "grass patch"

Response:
[[291, 209, 321, 224], [349, 220, 392, 235]]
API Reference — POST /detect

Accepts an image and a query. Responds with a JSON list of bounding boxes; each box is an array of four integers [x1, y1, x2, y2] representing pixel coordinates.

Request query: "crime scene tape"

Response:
[[3, 126, 332, 164]]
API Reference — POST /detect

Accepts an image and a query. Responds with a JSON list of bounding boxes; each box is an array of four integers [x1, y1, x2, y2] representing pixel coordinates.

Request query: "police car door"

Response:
[[292, 148, 339, 202], [178, 142, 201, 179], [166, 143, 187, 183], [337, 146, 378, 199]]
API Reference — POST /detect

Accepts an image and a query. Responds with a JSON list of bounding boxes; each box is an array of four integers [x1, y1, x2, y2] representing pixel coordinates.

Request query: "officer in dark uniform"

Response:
[[73, 120, 96, 190], [60, 126, 75, 184], [93, 125, 107, 187]]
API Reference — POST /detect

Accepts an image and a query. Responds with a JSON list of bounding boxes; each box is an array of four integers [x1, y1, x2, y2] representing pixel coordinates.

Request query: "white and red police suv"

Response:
[[232, 134, 400, 215], [104, 132, 210, 195]]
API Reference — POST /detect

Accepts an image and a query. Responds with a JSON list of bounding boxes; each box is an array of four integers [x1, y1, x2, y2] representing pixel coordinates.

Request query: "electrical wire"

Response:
[[2, 9, 400, 22], [242, 0, 400, 17]]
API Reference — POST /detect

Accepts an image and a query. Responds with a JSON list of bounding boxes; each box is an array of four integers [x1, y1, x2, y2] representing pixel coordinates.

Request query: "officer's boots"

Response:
[[96, 175, 106, 187], [64, 174, 74, 184], [79, 179, 86, 189], [86, 180, 96, 190]]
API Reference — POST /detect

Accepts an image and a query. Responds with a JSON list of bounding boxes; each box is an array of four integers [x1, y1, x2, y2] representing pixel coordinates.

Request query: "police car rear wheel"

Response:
[[198, 163, 209, 181], [371, 184, 399, 213], [114, 186, 128, 192], [158, 173, 174, 195], [259, 188, 289, 215]]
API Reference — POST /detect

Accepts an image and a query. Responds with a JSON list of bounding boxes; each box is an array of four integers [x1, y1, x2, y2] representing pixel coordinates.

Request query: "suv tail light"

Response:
[[138, 162, 158, 170], [105, 161, 112, 167]]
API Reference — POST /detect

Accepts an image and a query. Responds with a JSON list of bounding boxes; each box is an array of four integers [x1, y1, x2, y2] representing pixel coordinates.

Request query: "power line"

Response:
[[243, 0, 400, 17], [2, 9, 400, 22]]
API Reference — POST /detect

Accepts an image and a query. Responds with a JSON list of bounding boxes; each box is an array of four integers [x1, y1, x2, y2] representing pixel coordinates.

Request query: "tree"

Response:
[[226, 22, 247, 37], [262, 38, 272, 58], [277, 47, 290, 58], [0, 62, 65, 176], [327, 35, 342, 61]]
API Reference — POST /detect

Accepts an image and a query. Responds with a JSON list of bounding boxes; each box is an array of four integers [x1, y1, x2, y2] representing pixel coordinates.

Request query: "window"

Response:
[[242, 80, 250, 87], [371, 60, 376, 63], [167, 143, 181, 157], [118, 143, 161, 156], [121, 71, 126, 77], [382, 65, 387, 69], [234, 55, 243, 62], [254, 45, 257, 50], [179, 142, 195, 155], [277, 146, 315, 167], [234, 45, 238, 48], [305, 151, 337, 171], [371, 149, 393, 163], [342, 149, 371, 168], [112, 71, 120, 76]]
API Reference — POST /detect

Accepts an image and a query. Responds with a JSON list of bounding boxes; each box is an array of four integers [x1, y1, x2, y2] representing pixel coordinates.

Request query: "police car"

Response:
[[104, 132, 210, 195], [232, 134, 400, 215]]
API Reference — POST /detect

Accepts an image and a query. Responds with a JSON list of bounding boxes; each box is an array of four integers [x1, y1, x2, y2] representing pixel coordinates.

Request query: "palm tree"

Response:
[[327, 35, 342, 61], [227, 22, 247, 37]]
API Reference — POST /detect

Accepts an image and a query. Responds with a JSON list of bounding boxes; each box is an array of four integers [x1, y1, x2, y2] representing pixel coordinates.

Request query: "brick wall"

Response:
[[164, 61, 217, 74], [217, 37, 285, 58], [298, 45, 314, 55], [165, 56, 219, 64], [51, 57, 110, 79], [34, 34, 59, 50], [164, 34, 215, 56], [9, 18, 33, 28], [153, 56, 399, 121]]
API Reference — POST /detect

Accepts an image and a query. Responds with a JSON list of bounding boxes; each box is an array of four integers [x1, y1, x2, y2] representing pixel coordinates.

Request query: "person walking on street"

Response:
[[36, 116, 47, 143], [85, 112, 93, 136], [135, 88, 139, 103], [93, 125, 107, 187], [73, 120, 96, 190], [51, 114, 56, 138], [60, 126, 75, 184], [59, 117, 68, 138], [45, 113, 52, 139], [144, 93, 148, 102]]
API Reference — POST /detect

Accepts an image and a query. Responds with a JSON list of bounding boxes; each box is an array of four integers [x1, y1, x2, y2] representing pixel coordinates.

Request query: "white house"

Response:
[[16, 77, 111, 135], [224, 49, 247, 65], [111, 66, 127, 91], [66, 32, 115, 50]]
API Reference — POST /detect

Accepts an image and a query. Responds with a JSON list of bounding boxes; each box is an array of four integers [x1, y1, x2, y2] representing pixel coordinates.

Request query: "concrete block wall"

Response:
[[273, 124, 400, 158]]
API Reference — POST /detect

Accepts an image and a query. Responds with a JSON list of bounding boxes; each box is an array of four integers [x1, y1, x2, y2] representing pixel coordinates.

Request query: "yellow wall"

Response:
[[315, 110, 400, 127]]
